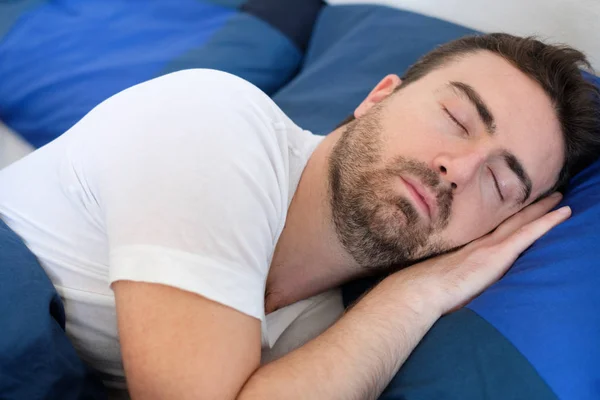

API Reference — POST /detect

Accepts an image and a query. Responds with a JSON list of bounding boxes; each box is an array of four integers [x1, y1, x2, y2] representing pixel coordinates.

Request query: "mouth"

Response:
[[399, 175, 436, 222]]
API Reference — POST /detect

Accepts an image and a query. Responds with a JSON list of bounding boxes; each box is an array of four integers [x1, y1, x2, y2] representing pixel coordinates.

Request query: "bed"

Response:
[[0, 1, 599, 399]]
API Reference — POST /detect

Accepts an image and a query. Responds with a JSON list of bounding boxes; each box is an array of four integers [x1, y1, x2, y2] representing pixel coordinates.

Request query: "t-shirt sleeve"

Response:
[[70, 69, 289, 321]]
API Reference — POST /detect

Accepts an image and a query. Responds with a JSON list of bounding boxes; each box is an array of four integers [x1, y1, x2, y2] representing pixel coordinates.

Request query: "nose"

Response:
[[434, 150, 487, 193]]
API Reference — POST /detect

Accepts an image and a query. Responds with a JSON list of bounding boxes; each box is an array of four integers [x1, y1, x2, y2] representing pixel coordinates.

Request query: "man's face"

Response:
[[329, 51, 564, 270]]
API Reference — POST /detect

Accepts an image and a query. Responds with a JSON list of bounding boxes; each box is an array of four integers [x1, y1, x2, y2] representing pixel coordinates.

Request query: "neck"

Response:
[[265, 128, 363, 313]]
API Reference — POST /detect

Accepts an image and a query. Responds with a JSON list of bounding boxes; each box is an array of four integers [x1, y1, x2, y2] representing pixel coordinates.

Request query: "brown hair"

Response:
[[341, 33, 600, 194]]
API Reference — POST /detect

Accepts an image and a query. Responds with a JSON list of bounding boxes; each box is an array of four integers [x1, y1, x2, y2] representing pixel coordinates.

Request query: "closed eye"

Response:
[[488, 166, 505, 202], [443, 106, 468, 135]]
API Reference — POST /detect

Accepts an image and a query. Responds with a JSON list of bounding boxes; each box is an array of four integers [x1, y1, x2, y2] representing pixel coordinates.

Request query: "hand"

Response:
[[390, 193, 570, 316]]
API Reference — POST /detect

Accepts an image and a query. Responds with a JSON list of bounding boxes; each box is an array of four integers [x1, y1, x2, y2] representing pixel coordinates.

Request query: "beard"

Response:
[[328, 107, 455, 272]]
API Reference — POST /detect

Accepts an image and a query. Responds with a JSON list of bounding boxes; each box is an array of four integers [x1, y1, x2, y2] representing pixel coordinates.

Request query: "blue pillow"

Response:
[[273, 4, 600, 400], [0, 0, 322, 148]]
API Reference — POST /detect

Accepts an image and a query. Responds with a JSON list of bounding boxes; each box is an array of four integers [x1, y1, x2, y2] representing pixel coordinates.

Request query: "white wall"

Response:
[[327, 0, 600, 71]]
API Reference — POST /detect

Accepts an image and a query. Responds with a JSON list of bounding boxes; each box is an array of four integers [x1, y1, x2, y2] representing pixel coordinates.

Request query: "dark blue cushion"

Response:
[[273, 4, 600, 399], [0, 218, 106, 400]]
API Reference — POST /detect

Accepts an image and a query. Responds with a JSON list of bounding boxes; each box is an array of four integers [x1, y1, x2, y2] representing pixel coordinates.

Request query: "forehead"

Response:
[[412, 51, 564, 197]]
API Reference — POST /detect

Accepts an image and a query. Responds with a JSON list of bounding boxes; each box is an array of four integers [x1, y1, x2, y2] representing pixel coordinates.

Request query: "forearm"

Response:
[[238, 275, 441, 400]]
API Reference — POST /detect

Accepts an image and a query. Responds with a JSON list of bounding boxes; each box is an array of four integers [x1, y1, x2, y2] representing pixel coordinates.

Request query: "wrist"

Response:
[[346, 273, 441, 327], [382, 269, 446, 320]]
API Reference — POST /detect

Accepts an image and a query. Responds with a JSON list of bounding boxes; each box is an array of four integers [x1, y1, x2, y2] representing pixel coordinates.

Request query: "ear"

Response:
[[354, 74, 402, 119]]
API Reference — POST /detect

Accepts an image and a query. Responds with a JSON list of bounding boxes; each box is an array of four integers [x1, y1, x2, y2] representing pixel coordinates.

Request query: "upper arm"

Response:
[[113, 280, 261, 400]]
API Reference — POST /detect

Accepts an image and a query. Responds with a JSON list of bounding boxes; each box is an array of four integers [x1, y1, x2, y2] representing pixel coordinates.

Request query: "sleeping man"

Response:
[[0, 33, 599, 399]]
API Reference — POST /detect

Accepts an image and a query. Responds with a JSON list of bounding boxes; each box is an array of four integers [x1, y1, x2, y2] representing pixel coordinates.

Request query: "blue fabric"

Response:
[[0, 0, 303, 148], [0, 218, 106, 399], [379, 309, 558, 400], [240, 0, 324, 51], [0, 0, 233, 148], [274, 4, 600, 399], [0, 0, 44, 38], [160, 11, 301, 95]]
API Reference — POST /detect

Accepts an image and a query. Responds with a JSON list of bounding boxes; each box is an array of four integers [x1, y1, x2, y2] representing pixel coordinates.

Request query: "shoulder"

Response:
[[70, 70, 296, 238], [73, 69, 291, 170], [110, 68, 285, 129], [62, 69, 300, 238]]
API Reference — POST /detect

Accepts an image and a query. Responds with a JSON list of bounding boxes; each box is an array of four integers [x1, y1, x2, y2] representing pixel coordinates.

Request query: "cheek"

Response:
[[380, 99, 447, 147], [440, 196, 504, 245], [379, 123, 445, 166]]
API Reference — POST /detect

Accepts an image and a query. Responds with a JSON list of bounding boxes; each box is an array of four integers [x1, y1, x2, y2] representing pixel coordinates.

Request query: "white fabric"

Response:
[[0, 69, 344, 387]]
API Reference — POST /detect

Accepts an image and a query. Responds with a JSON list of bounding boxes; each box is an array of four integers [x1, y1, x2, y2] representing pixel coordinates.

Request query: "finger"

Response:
[[464, 206, 571, 300], [491, 192, 563, 242], [500, 205, 571, 255]]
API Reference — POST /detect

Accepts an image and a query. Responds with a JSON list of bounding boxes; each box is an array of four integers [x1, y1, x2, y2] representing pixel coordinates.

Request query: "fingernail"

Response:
[[550, 192, 562, 200], [558, 205, 571, 215]]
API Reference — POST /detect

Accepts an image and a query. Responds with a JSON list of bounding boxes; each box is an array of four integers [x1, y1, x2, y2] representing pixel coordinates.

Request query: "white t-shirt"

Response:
[[0, 69, 343, 388]]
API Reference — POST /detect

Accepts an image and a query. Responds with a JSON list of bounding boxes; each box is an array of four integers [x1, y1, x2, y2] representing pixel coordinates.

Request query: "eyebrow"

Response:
[[501, 150, 533, 204], [447, 81, 532, 204], [448, 81, 496, 134]]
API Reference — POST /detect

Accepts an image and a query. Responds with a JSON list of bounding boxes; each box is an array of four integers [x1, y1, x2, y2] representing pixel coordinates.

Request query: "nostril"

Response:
[[451, 182, 457, 190], [440, 165, 447, 174]]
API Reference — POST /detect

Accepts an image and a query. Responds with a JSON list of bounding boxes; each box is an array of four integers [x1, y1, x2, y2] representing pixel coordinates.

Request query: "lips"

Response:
[[399, 176, 437, 221]]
